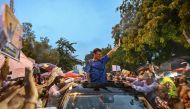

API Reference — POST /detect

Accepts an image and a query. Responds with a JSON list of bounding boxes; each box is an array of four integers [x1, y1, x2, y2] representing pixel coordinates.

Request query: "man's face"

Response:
[[146, 78, 153, 85], [94, 51, 102, 60], [57, 78, 65, 88]]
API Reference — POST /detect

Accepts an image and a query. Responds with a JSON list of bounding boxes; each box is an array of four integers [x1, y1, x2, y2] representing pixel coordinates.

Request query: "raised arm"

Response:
[[59, 82, 77, 94], [22, 68, 38, 109], [107, 39, 121, 57], [183, 29, 190, 44]]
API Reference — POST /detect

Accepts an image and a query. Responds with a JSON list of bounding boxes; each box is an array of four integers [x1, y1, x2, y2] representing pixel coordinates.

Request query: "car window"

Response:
[[63, 94, 149, 109]]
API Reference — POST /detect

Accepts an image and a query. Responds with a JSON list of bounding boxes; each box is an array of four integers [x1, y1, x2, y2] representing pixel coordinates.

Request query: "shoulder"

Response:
[[87, 59, 93, 64], [101, 55, 109, 60]]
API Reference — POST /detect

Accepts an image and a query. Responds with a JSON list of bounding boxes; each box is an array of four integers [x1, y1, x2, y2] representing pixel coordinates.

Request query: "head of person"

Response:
[[93, 48, 102, 60], [143, 71, 154, 85], [182, 90, 190, 106], [156, 84, 168, 99], [54, 76, 65, 88]]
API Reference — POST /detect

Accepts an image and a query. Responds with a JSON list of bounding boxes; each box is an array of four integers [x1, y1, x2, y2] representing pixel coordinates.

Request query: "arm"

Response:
[[59, 83, 76, 94], [183, 29, 190, 44], [132, 85, 150, 93], [22, 68, 38, 109], [0, 57, 9, 87], [132, 82, 157, 93], [86, 73, 91, 83], [132, 80, 144, 86], [107, 39, 121, 57], [125, 77, 137, 82], [83, 61, 91, 82], [0, 86, 21, 109]]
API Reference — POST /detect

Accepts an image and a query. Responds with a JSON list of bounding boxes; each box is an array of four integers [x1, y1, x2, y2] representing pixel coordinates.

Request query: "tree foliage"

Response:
[[112, 0, 190, 68], [22, 22, 81, 71], [56, 38, 82, 71]]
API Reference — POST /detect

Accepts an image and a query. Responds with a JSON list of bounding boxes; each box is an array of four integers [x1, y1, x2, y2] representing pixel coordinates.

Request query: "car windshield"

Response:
[[63, 94, 149, 109]]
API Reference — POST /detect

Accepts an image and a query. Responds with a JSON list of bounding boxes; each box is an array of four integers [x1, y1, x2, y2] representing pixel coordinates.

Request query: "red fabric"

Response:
[[64, 71, 79, 78], [172, 68, 186, 72]]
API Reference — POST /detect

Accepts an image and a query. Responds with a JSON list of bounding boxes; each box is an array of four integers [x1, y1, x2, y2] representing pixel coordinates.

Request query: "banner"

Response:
[[0, 4, 22, 60], [112, 65, 121, 71]]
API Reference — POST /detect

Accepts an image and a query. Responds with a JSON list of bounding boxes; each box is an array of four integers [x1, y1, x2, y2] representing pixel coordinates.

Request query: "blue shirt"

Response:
[[83, 55, 110, 83]]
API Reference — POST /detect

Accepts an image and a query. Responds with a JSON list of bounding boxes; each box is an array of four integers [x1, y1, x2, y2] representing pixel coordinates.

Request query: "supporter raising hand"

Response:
[[0, 86, 21, 109], [0, 57, 9, 87], [22, 68, 38, 109]]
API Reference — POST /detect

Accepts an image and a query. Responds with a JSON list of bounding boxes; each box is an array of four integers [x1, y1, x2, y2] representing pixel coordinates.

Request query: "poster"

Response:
[[0, 4, 22, 60], [112, 65, 121, 71]]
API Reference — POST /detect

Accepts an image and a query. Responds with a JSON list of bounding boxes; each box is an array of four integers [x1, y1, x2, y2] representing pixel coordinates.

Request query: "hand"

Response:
[[116, 38, 121, 48], [138, 75, 144, 80], [183, 29, 187, 36], [107, 38, 121, 57], [124, 82, 132, 87], [24, 68, 38, 102], [0, 86, 21, 109], [0, 57, 9, 83], [183, 29, 190, 44], [46, 70, 57, 86]]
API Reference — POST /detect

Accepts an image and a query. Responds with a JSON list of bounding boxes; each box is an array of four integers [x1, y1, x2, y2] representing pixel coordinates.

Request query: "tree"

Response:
[[22, 22, 37, 59], [22, 23, 59, 64], [56, 37, 82, 71], [22, 22, 82, 70], [112, 0, 190, 67]]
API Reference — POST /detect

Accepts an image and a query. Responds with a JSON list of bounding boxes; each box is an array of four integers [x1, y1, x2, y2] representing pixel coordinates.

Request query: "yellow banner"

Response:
[[0, 4, 22, 60], [2, 4, 22, 49]]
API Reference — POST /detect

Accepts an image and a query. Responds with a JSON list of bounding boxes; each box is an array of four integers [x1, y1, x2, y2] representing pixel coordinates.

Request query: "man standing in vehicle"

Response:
[[84, 39, 120, 83]]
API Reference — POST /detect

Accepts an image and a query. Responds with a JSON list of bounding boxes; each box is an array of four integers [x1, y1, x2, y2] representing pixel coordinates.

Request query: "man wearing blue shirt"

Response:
[[84, 40, 120, 83]]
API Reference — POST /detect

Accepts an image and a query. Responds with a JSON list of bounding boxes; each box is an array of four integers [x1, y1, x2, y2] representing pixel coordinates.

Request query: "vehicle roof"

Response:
[[68, 82, 144, 96], [70, 85, 126, 93], [58, 82, 156, 109]]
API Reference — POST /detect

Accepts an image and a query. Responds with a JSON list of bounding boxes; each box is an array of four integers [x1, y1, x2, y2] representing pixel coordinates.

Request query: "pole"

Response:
[[10, 0, 14, 13]]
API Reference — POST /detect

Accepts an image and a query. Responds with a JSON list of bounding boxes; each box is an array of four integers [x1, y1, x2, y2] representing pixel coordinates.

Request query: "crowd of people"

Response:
[[0, 38, 190, 109], [107, 64, 190, 109], [0, 57, 83, 109], [1, 58, 190, 109], [0, 39, 121, 109]]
